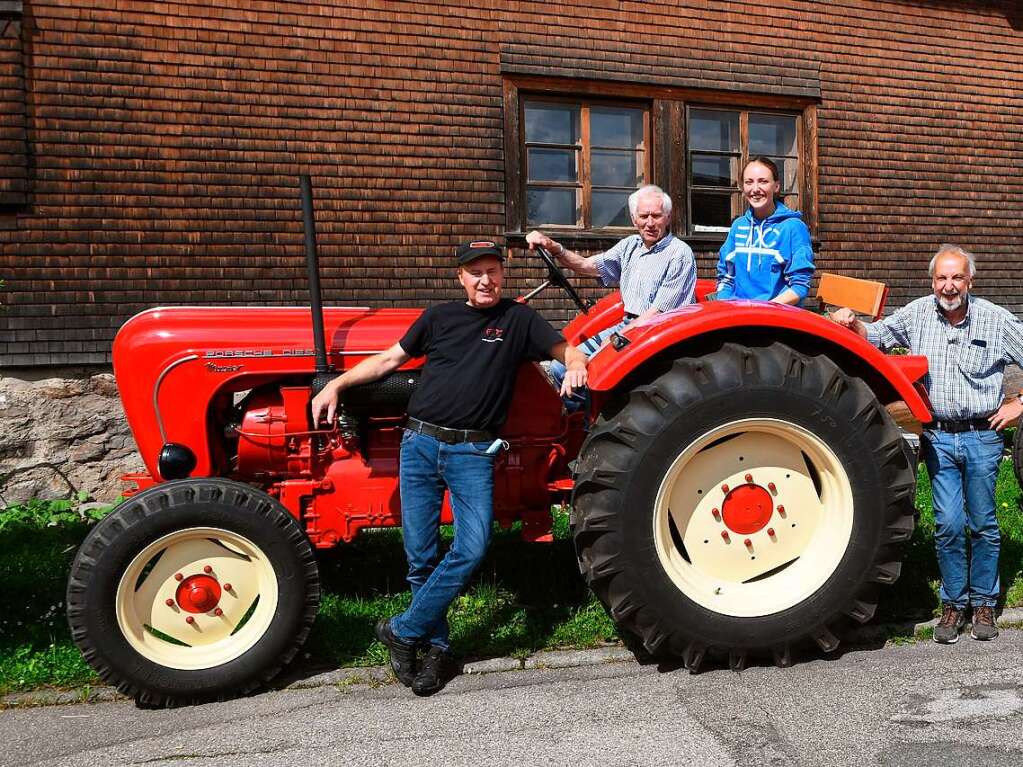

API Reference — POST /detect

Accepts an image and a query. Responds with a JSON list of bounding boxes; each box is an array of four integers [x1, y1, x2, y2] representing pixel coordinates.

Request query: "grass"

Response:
[[1, 462, 1022, 696]]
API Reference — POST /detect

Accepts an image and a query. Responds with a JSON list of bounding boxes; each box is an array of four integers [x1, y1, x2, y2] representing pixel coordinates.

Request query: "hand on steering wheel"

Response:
[[534, 245, 591, 314]]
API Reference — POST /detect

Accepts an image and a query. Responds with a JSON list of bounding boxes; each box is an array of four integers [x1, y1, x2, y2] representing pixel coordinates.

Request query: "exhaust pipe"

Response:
[[299, 174, 336, 394]]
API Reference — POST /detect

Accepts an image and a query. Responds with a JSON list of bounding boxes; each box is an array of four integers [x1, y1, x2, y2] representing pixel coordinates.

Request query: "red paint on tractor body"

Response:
[[113, 283, 930, 549]]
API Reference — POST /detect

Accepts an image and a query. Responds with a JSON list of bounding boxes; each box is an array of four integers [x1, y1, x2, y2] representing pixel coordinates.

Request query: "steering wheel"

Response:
[[534, 246, 592, 314]]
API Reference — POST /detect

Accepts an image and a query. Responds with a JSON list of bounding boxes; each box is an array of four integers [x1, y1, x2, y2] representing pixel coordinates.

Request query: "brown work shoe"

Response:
[[970, 605, 999, 641], [933, 604, 966, 644]]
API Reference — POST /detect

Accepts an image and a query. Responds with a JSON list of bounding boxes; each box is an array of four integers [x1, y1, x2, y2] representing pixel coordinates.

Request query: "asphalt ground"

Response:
[[2, 611, 1022, 767]]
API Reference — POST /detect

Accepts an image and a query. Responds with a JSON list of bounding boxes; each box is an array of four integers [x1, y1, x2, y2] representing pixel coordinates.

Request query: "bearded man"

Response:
[[831, 244, 1023, 644]]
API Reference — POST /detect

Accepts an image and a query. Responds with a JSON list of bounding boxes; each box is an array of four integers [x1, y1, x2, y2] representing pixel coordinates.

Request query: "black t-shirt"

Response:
[[399, 299, 563, 431]]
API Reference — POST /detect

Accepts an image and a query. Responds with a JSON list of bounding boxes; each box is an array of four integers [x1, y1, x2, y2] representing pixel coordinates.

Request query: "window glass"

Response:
[[592, 191, 632, 228], [591, 149, 641, 187], [528, 148, 578, 183], [691, 192, 734, 230], [749, 114, 797, 156], [687, 107, 801, 233], [524, 99, 647, 229], [527, 187, 578, 226], [691, 155, 736, 188], [767, 156, 799, 194], [525, 103, 579, 145], [591, 107, 644, 148], [689, 109, 740, 152]]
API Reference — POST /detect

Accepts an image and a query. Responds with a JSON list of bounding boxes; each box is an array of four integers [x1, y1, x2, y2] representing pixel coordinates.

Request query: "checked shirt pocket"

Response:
[[958, 341, 996, 376]]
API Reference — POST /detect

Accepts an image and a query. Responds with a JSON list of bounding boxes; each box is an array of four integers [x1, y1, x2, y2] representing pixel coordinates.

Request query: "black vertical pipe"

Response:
[[299, 174, 331, 376]]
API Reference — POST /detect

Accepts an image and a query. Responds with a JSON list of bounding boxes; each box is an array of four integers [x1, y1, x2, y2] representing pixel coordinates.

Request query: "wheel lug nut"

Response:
[[744, 473, 753, 483], [768, 482, 777, 493], [744, 538, 753, 549], [721, 531, 730, 542], [721, 484, 729, 494], [711, 508, 721, 520], [223, 583, 232, 591], [165, 598, 175, 607], [203, 565, 213, 574], [185, 616, 195, 624], [214, 607, 224, 617], [777, 505, 786, 516], [174, 573, 184, 581], [767, 528, 776, 537]]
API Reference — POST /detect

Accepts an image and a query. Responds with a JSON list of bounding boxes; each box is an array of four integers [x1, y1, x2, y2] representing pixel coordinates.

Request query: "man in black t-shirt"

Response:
[[311, 241, 587, 695]]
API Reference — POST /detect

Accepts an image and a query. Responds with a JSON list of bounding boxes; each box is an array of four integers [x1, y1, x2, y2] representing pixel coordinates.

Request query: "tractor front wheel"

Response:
[[67, 478, 320, 706], [572, 342, 916, 670]]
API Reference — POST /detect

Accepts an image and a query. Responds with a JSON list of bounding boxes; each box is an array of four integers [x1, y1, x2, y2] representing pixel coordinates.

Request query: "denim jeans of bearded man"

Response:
[[390, 429, 496, 651], [548, 317, 633, 411], [920, 427, 1003, 609]]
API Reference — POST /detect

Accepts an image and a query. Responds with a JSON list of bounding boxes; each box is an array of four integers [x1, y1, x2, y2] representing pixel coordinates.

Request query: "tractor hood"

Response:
[[113, 306, 424, 479]]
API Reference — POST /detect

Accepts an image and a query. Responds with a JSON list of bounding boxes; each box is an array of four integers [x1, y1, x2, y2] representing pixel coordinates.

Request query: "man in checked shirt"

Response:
[[525, 185, 696, 405], [832, 244, 1023, 644]]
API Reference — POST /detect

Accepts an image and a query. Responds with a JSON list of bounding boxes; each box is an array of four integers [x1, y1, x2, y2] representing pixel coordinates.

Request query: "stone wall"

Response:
[[0, 372, 144, 504]]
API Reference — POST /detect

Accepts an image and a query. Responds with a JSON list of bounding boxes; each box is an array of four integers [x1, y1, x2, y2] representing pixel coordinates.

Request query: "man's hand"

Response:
[[310, 379, 343, 426], [307, 343, 412, 427], [560, 364, 588, 398], [558, 343, 589, 398], [828, 307, 868, 338], [829, 307, 856, 326], [525, 230, 560, 256], [988, 397, 1023, 431]]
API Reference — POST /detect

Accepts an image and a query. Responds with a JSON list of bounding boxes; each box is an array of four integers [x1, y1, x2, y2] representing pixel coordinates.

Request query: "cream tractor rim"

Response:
[[653, 418, 855, 618], [115, 526, 279, 670]]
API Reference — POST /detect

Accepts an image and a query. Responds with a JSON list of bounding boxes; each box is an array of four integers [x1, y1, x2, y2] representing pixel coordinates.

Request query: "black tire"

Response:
[[67, 478, 320, 706], [572, 342, 916, 670]]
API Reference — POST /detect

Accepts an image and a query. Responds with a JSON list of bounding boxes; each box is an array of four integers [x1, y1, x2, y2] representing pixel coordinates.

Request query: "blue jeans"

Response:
[[549, 318, 631, 410], [920, 428, 1003, 609], [390, 430, 496, 651]]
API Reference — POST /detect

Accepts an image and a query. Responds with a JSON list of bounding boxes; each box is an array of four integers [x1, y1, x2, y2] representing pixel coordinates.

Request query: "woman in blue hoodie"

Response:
[[716, 156, 814, 305]]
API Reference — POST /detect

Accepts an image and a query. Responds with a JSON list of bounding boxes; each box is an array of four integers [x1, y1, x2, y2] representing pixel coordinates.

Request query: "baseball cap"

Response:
[[456, 240, 505, 266]]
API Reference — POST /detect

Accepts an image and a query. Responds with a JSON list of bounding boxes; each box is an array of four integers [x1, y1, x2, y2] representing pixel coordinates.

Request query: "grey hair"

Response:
[[628, 185, 672, 218], [928, 244, 976, 278]]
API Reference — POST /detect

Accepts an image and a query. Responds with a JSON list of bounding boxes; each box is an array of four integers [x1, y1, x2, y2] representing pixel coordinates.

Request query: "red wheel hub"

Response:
[[174, 574, 223, 614], [721, 484, 773, 535]]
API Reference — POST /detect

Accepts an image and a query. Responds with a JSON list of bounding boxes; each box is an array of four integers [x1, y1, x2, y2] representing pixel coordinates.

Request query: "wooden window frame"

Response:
[[503, 75, 818, 249], [686, 105, 805, 236], [520, 95, 651, 235]]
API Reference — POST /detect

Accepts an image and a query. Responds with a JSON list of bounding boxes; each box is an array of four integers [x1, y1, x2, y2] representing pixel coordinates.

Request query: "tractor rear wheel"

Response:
[[572, 342, 916, 670], [67, 478, 320, 706]]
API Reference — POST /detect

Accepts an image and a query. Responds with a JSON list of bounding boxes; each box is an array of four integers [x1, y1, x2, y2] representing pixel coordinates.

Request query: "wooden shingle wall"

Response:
[[0, 9, 27, 207], [0, 0, 1020, 366]]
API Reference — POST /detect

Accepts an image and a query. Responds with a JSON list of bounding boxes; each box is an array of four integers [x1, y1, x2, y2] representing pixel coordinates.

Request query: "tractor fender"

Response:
[[585, 300, 932, 423]]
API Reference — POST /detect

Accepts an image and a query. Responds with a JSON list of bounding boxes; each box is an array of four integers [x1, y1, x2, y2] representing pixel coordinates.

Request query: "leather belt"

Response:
[[405, 417, 495, 444], [928, 417, 993, 433]]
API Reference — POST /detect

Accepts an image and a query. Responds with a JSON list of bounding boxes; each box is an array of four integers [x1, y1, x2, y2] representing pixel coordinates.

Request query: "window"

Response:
[[688, 108, 800, 232], [523, 99, 649, 230]]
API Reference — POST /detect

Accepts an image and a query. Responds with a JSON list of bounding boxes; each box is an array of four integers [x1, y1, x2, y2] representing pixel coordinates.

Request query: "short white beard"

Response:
[[938, 294, 962, 312]]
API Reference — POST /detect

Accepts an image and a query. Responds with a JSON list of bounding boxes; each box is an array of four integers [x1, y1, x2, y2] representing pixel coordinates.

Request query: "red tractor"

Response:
[[67, 181, 931, 706]]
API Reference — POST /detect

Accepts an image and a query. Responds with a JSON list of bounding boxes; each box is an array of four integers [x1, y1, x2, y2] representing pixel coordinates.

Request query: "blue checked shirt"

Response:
[[864, 295, 1023, 420], [592, 233, 696, 316]]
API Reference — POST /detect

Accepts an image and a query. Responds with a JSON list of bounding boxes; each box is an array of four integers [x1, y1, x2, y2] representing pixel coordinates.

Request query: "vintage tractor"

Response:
[[67, 181, 931, 706]]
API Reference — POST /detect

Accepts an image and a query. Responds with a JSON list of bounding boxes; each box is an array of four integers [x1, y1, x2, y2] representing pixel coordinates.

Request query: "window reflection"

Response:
[[527, 187, 578, 226], [592, 191, 631, 228], [525, 103, 579, 145], [591, 108, 643, 148]]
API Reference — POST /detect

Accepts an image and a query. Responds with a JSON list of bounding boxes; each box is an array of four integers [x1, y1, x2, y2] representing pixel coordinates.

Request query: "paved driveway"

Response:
[[3, 632, 1023, 767]]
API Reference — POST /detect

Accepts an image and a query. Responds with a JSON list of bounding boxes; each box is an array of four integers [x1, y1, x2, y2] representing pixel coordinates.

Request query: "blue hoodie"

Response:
[[716, 203, 815, 302]]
